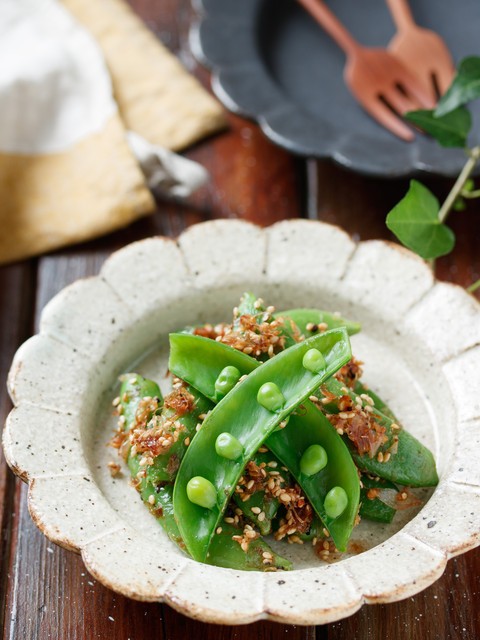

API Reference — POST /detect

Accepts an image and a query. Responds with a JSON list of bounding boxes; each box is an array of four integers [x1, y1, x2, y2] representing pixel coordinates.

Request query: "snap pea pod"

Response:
[[121, 376, 291, 571], [233, 450, 288, 535], [119, 373, 163, 422], [353, 381, 398, 423], [207, 523, 292, 571], [169, 331, 360, 553], [148, 388, 212, 484], [235, 291, 262, 319], [267, 403, 359, 551], [318, 377, 438, 487], [360, 494, 395, 524], [119, 375, 212, 483], [129, 458, 292, 570], [171, 328, 352, 562], [275, 308, 361, 348], [359, 476, 398, 524], [298, 516, 325, 542]]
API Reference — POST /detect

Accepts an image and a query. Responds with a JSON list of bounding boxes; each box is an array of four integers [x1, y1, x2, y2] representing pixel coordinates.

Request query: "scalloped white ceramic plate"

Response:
[[3, 219, 480, 625]]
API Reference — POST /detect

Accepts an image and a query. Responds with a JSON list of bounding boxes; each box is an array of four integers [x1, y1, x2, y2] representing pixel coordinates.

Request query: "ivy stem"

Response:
[[467, 278, 480, 294], [438, 146, 480, 223]]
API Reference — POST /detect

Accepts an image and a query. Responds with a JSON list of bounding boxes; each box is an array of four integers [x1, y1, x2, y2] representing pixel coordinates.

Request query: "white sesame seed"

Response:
[[216, 527, 223, 534], [148, 495, 155, 505], [251, 507, 261, 514]]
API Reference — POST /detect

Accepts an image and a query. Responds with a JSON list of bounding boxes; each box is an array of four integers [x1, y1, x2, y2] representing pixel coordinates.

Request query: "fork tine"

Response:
[[361, 96, 414, 141], [384, 89, 421, 116], [400, 73, 436, 110], [435, 65, 456, 97]]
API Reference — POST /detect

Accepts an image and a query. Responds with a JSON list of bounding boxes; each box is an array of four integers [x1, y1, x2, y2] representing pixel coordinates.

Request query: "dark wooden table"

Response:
[[1, 2, 479, 638]]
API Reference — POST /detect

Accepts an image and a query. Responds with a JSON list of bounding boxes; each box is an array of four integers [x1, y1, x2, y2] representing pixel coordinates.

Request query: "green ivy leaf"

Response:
[[435, 56, 480, 116], [404, 107, 471, 148], [386, 180, 456, 260]]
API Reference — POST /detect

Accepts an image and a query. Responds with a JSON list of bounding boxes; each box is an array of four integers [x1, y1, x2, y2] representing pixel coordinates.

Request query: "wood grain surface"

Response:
[[1, 1, 479, 639]]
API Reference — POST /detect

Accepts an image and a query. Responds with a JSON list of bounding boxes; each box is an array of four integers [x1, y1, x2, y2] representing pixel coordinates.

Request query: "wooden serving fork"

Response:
[[297, 0, 435, 141], [386, 0, 455, 102]]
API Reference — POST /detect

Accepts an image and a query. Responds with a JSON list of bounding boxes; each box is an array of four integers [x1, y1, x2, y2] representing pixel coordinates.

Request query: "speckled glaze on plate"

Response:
[[3, 219, 480, 625], [191, 0, 480, 177]]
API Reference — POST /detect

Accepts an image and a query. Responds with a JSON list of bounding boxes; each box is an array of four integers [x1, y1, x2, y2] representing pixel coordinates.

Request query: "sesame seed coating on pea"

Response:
[[324, 486, 348, 519], [300, 444, 328, 476], [257, 382, 286, 412], [186, 476, 217, 509], [302, 348, 326, 373], [215, 432, 244, 460]]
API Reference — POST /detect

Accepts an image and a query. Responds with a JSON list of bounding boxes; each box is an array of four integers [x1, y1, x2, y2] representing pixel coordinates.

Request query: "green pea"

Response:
[[302, 348, 326, 373], [214, 365, 241, 399], [324, 486, 348, 519], [215, 432, 243, 460], [300, 444, 328, 476], [186, 476, 217, 509], [257, 382, 285, 412]]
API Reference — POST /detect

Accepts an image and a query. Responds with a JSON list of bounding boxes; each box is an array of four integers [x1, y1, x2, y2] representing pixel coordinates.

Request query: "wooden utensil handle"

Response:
[[386, 0, 416, 31], [297, 0, 359, 56]]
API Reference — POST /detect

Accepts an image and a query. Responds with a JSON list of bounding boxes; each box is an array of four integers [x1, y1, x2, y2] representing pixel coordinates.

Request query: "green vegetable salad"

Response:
[[109, 293, 438, 572]]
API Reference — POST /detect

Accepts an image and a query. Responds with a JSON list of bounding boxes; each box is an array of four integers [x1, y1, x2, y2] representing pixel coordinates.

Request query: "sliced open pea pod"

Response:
[[318, 377, 439, 488], [122, 376, 290, 571], [171, 328, 352, 562], [169, 330, 359, 554]]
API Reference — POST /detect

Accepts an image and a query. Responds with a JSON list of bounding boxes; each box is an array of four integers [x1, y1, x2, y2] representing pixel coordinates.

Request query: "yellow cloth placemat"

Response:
[[0, 0, 226, 265], [63, 0, 227, 151], [0, 115, 154, 266]]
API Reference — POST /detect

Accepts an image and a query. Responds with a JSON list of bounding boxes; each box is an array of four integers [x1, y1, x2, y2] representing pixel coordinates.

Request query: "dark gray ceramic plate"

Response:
[[191, 0, 480, 177]]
